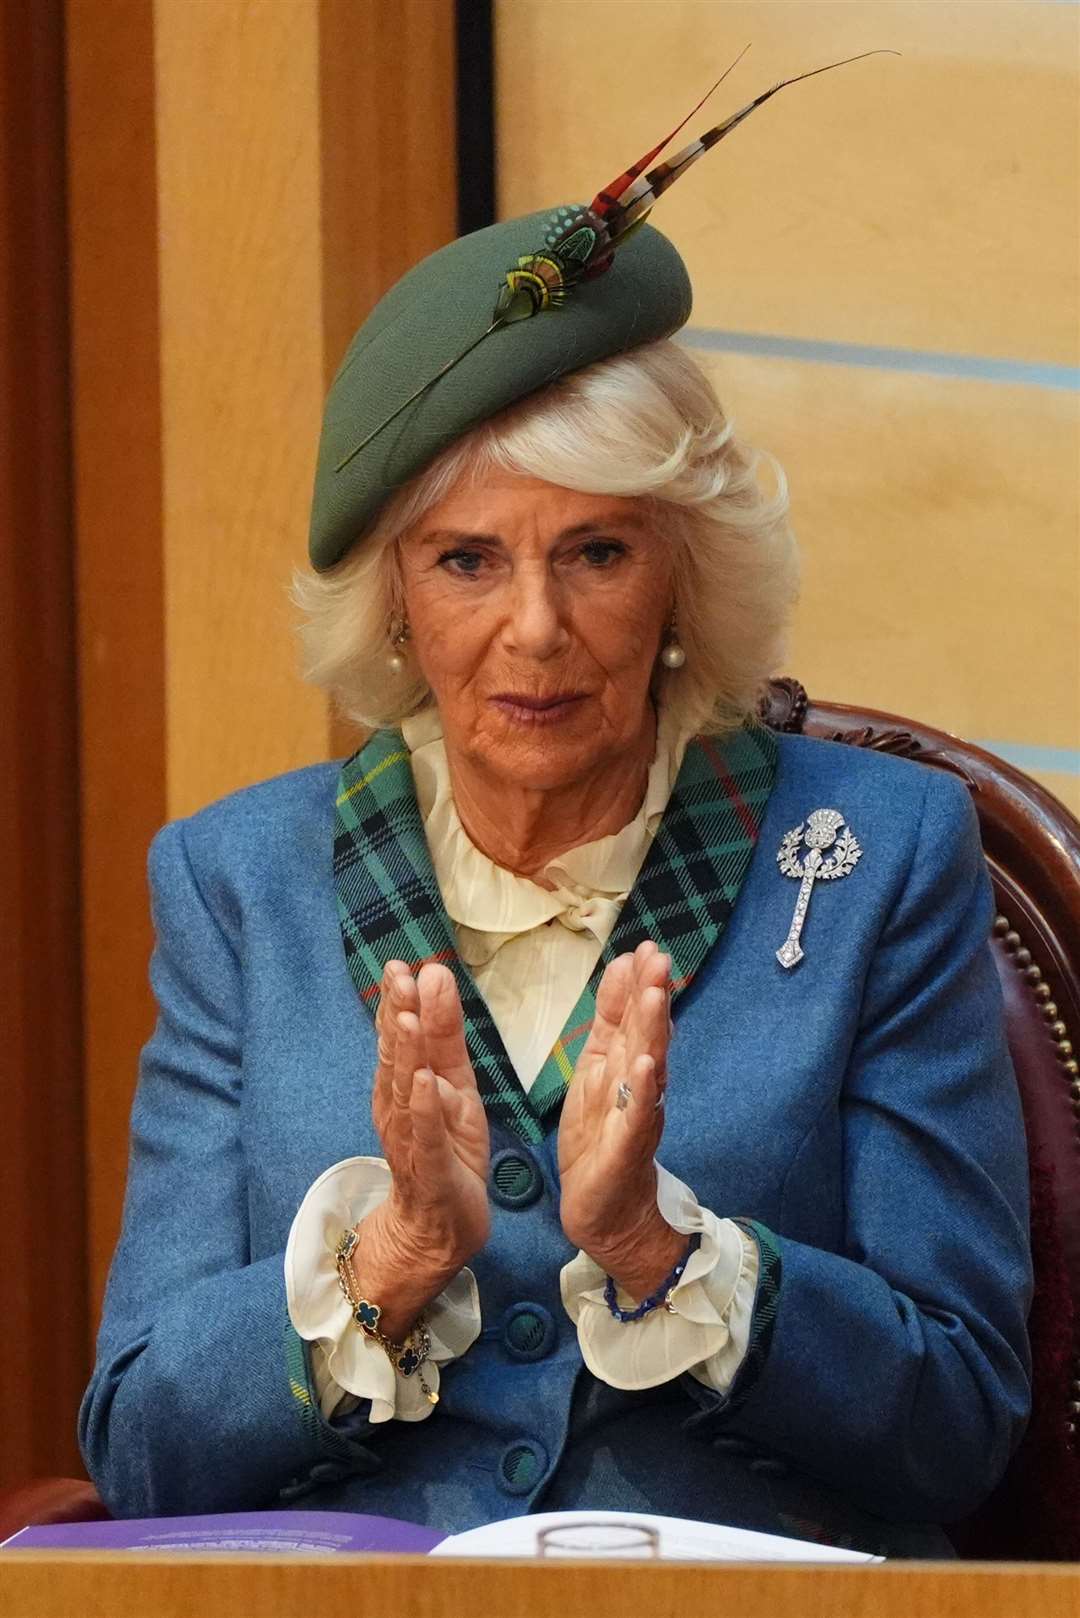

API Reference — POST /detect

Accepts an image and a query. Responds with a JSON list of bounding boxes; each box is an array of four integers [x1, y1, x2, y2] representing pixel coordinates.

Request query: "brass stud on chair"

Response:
[[986, 915, 1079, 1436]]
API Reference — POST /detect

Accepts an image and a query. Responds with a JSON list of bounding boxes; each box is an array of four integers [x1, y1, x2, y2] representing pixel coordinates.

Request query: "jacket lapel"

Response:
[[526, 724, 778, 1122], [334, 728, 542, 1141], [334, 723, 777, 1144]]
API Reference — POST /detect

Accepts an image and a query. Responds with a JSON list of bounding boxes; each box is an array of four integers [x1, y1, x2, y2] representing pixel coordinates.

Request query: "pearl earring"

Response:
[[387, 618, 410, 674], [661, 612, 686, 670]]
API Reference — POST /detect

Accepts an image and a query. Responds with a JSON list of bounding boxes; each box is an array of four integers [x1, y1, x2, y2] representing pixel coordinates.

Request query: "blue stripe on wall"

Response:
[[681, 328, 1080, 392], [975, 740, 1080, 776], [676, 327, 1079, 777]]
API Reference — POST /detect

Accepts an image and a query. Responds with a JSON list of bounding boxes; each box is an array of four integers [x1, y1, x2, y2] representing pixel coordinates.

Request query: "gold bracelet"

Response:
[[334, 1228, 438, 1405]]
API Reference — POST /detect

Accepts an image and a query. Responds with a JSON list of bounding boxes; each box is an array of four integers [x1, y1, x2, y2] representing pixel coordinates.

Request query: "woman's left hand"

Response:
[[557, 941, 685, 1301]]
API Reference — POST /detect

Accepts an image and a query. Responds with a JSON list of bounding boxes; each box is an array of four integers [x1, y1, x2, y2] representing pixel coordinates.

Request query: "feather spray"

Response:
[[336, 48, 898, 473]]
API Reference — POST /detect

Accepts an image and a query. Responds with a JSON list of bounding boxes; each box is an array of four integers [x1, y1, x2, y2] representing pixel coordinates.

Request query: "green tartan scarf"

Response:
[[333, 722, 777, 1144]]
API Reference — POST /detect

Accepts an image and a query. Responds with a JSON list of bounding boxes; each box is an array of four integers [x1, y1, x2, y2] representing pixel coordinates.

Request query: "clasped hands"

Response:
[[351, 943, 683, 1341]]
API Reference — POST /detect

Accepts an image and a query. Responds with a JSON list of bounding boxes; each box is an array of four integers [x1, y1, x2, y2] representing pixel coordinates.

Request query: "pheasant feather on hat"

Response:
[[334, 48, 896, 475]]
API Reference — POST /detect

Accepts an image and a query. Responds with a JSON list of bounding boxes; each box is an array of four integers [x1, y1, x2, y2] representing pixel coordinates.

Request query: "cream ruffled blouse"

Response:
[[285, 708, 757, 1424], [403, 702, 688, 1087]]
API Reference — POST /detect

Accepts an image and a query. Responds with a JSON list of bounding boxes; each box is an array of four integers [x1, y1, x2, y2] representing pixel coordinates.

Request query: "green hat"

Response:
[[307, 49, 888, 569], [308, 210, 691, 571]]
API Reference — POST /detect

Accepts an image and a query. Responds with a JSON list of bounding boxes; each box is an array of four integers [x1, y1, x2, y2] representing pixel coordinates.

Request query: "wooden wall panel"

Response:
[[696, 351, 1080, 762], [0, 0, 86, 1485], [319, 0, 457, 372], [66, 0, 168, 1328], [153, 0, 332, 822], [496, 0, 1080, 364]]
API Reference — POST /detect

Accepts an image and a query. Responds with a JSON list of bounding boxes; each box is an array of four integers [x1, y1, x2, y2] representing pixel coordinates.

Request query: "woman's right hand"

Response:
[[350, 960, 490, 1340]]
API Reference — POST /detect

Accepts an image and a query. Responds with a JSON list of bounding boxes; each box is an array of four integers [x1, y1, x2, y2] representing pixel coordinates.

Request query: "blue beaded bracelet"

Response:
[[603, 1233, 702, 1323]]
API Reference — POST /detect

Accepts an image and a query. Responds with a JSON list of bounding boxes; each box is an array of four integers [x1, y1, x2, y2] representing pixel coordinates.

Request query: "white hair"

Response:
[[291, 339, 798, 736]]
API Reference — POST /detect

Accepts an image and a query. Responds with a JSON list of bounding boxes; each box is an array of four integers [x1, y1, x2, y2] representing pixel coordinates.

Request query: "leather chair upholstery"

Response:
[[3, 680, 1078, 1556], [0, 1477, 108, 1543]]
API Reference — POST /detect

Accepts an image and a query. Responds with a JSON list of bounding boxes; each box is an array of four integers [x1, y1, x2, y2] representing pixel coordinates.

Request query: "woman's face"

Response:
[[398, 472, 673, 792]]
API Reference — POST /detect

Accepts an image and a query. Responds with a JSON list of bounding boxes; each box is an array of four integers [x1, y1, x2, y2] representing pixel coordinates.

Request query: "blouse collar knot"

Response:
[[400, 704, 690, 959]]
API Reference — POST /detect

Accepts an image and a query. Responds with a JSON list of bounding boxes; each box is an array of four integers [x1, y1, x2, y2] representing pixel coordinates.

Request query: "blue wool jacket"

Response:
[[80, 733, 1032, 1555]]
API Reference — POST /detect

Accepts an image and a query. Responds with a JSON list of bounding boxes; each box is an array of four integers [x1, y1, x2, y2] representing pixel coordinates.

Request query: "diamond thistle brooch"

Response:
[[775, 808, 862, 969]]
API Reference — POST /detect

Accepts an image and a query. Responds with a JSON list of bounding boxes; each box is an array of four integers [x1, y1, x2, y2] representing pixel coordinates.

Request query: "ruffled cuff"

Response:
[[559, 1162, 759, 1392], [284, 1156, 481, 1425]]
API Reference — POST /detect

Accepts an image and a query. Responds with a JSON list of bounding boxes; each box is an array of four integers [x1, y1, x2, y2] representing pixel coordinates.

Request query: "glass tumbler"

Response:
[[537, 1521, 660, 1558]]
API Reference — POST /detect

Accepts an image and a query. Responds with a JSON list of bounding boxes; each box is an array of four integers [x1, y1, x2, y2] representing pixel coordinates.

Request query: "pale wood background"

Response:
[[496, 0, 1080, 812], [154, 0, 331, 823]]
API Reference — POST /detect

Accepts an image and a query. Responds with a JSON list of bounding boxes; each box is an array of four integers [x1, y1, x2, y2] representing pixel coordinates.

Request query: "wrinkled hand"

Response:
[[558, 941, 684, 1300], [352, 961, 490, 1338]]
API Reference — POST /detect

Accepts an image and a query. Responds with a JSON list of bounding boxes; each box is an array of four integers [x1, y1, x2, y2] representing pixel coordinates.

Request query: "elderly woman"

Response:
[[80, 207, 1031, 1558]]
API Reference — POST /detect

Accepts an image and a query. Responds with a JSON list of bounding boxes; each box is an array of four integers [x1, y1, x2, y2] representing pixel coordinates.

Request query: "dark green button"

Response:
[[489, 1149, 543, 1209], [498, 1439, 548, 1496], [501, 1302, 557, 1362]]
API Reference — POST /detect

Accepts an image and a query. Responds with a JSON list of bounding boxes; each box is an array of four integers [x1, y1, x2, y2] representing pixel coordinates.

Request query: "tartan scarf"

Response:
[[333, 722, 777, 1144]]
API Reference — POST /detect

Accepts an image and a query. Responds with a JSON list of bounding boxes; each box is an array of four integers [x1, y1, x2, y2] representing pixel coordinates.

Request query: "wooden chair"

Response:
[[3, 680, 1078, 1556]]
